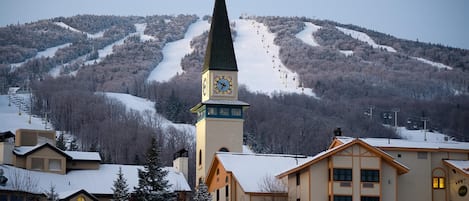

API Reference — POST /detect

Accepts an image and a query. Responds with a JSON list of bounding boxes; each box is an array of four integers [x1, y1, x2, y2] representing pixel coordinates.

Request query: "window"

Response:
[[433, 177, 445, 189], [361, 196, 380, 201], [333, 168, 352, 181], [199, 150, 202, 166], [231, 108, 242, 117], [31, 158, 44, 170], [225, 185, 229, 197], [417, 152, 427, 159], [216, 189, 220, 201], [219, 108, 230, 116], [334, 195, 352, 201], [361, 169, 380, 182], [48, 159, 61, 171], [219, 147, 229, 152], [207, 107, 218, 116], [296, 172, 300, 185]]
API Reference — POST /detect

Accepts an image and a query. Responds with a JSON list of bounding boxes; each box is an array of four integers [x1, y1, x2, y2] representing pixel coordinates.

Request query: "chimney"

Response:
[[173, 149, 189, 181], [334, 128, 342, 136]]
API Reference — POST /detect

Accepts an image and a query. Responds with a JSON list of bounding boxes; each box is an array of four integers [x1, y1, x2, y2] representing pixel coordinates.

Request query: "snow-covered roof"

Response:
[[444, 160, 469, 176], [13, 144, 100, 161], [278, 138, 409, 178], [64, 151, 101, 161], [0, 164, 191, 195], [214, 152, 313, 193], [57, 189, 98, 200], [335, 136, 469, 151]]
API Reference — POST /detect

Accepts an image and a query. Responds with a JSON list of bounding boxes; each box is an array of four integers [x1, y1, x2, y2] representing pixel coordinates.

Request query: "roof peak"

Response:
[[203, 0, 238, 72]]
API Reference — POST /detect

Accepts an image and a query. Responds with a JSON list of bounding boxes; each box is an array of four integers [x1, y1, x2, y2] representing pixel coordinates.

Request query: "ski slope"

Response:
[[146, 20, 210, 83], [337, 26, 397, 53], [0, 94, 50, 133], [295, 22, 321, 47], [54, 22, 105, 39]]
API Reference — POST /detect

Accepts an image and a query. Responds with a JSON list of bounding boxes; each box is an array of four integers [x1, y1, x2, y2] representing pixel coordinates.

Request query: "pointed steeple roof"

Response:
[[203, 0, 238, 72]]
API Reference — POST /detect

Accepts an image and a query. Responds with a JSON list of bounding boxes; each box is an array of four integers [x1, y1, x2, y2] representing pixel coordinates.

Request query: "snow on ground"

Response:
[[395, 126, 455, 142], [10, 43, 72, 72], [0, 164, 190, 194], [339, 50, 354, 57], [101, 92, 195, 136], [135, 23, 155, 42], [234, 19, 318, 98], [0, 94, 50, 133], [295, 22, 321, 47], [336, 26, 396, 53], [146, 20, 210, 83], [412, 57, 453, 70], [53, 22, 104, 39]]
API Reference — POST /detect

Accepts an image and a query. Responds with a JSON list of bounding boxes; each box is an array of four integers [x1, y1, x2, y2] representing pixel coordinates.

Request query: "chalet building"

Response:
[[0, 129, 191, 201], [195, 1, 469, 201]]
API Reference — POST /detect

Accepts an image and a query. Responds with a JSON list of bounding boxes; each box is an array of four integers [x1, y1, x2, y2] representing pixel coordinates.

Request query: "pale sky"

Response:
[[1, 0, 468, 49]]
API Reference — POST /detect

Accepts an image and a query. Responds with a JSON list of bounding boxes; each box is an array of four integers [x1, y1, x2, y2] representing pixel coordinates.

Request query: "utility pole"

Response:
[[392, 108, 400, 127], [422, 118, 429, 141]]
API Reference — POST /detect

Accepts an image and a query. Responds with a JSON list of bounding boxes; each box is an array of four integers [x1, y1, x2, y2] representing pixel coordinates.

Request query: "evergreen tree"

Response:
[[69, 138, 78, 151], [133, 137, 175, 201], [112, 167, 130, 201], [56, 133, 67, 151], [193, 181, 212, 201]]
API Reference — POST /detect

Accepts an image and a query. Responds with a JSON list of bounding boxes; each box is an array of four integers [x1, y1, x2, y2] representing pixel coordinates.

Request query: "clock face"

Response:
[[214, 75, 233, 95]]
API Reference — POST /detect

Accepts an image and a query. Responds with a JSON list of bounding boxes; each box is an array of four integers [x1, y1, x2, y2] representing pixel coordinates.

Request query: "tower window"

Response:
[[361, 196, 380, 201], [199, 150, 202, 166], [296, 172, 300, 185], [219, 108, 230, 116], [231, 108, 242, 117], [219, 147, 229, 152], [333, 195, 352, 201]]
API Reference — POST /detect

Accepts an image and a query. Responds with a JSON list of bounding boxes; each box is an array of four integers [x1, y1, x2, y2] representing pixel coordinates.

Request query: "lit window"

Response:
[[433, 177, 445, 189]]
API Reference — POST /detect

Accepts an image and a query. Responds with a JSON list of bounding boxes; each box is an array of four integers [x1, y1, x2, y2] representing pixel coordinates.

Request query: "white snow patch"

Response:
[[54, 22, 104, 39], [146, 20, 210, 82], [135, 23, 155, 42], [412, 57, 453, 70], [101, 92, 195, 136], [339, 50, 354, 57], [234, 19, 319, 98], [336, 26, 396, 53], [395, 126, 455, 142], [0, 94, 51, 133], [295, 22, 321, 47], [10, 43, 71, 72]]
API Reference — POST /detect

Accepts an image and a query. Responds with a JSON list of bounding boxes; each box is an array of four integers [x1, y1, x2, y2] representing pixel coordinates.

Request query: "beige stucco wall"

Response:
[[67, 160, 100, 170], [381, 162, 397, 201], [25, 147, 66, 174], [0, 142, 14, 164], [384, 150, 468, 201], [309, 159, 329, 201], [196, 118, 243, 182], [15, 129, 56, 146], [447, 167, 469, 201]]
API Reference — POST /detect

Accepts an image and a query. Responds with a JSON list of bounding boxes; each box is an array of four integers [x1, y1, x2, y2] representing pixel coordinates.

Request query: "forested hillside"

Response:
[[1, 15, 468, 172]]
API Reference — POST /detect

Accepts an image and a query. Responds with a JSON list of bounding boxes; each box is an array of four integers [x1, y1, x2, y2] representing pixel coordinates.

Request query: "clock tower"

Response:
[[191, 0, 249, 184]]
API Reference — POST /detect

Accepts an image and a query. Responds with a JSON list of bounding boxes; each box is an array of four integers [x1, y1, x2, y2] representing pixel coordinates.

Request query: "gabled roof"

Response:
[[58, 189, 98, 201], [202, 0, 238, 72], [443, 160, 469, 177], [277, 138, 409, 178], [13, 143, 101, 161], [13, 143, 72, 160], [207, 152, 313, 193], [333, 136, 469, 152]]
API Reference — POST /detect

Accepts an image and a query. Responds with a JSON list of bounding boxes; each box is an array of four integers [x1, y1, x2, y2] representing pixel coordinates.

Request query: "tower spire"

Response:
[[203, 0, 238, 72]]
